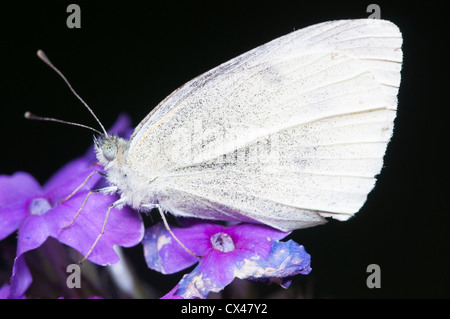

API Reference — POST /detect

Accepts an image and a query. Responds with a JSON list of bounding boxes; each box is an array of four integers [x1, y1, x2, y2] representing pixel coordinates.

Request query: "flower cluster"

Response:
[[0, 114, 312, 299], [143, 222, 311, 299]]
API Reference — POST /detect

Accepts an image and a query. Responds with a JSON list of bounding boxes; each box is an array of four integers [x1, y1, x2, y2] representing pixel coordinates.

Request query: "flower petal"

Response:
[[56, 192, 144, 265], [16, 214, 53, 256], [0, 172, 42, 205], [107, 113, 133, 138], [43, 157, 102, 198], [0, 172, 42, 240], [227, 223, 290, 257], [8, 254, 32, 299], [174, 264, 224, 299], [234, 240, 312, 287], [142, 222, 206, 274], [160, 284, 183, 299]]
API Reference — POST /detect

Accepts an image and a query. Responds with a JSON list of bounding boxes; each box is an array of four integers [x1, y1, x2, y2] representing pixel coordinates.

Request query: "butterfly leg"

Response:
[[79, 196, 126, 264], [62, 186, 118, 230], [141, 204, 202, 259], [60, 169, 105, 204]]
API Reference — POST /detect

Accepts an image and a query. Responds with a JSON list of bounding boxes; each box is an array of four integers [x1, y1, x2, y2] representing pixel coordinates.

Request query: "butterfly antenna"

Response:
[[24, 111, 102, 135], [36, 50, 109, 137]]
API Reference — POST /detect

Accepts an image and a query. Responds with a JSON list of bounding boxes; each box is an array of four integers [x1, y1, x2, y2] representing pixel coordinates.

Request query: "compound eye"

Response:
[[102, 141, 117, 161]]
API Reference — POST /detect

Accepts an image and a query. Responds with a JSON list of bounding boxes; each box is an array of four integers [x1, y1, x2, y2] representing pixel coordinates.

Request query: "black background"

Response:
[[1, 0, 449, 299]]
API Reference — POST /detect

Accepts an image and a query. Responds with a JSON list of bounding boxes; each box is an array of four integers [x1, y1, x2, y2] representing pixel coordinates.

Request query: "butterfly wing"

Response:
[[128, 19, 402, 231]]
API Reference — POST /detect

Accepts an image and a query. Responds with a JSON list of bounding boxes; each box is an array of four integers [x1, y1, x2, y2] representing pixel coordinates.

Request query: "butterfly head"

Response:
[[94, 134, 129, 166]]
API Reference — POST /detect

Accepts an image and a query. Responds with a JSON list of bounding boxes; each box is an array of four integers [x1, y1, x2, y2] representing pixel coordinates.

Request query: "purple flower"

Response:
[[142, 221, 311, 299], [0, 284, 25, 299], [0, 114, 144, 298]]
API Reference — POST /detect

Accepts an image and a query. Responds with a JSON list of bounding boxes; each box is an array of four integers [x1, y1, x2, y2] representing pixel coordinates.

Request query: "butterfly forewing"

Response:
[[127, 19, 402, 231]]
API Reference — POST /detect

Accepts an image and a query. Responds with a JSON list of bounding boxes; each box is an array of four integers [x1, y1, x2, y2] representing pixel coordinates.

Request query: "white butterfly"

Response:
[[33, 19, 403, 261]]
